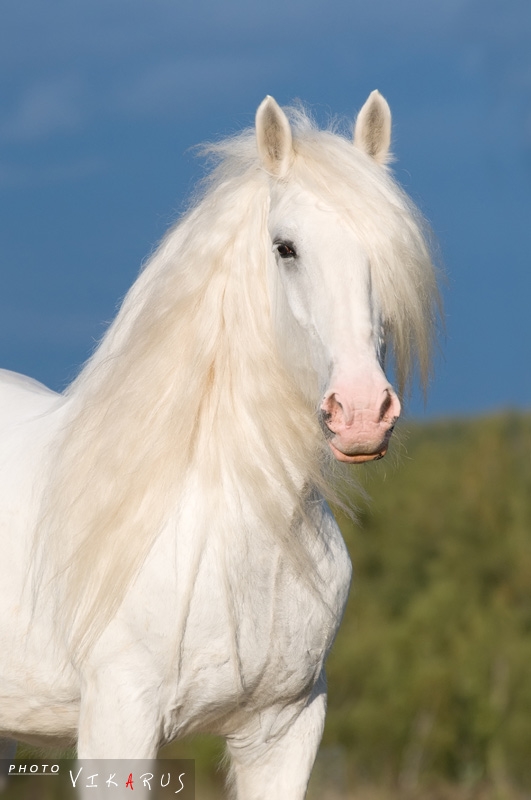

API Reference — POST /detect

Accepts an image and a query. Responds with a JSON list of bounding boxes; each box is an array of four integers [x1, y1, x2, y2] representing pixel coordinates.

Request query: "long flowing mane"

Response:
[[36, 107, 438, 655]]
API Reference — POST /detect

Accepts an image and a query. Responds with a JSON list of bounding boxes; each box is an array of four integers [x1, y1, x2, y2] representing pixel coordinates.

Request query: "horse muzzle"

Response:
[[319, 384, 400, 464]]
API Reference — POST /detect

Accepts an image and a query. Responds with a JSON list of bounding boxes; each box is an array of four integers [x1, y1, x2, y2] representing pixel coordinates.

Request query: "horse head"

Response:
[[256, 92, 402, 463]]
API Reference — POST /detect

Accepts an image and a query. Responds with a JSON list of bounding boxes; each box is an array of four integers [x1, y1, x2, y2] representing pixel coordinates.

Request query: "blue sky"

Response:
[[1, 0, 530, 417]]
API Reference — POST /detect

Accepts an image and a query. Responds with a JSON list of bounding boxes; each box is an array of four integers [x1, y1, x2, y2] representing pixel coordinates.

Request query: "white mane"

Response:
[[36, 107, 438, 655]]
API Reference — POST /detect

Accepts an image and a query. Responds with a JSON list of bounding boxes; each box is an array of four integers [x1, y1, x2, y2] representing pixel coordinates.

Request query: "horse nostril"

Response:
[[378, 388, 401, 424], [378, 390, 393, 422], [318, 409, 334, 439]]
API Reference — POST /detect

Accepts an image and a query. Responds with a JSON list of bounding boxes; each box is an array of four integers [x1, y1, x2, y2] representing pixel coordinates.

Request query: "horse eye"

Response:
[[275, 242, 297, 259]]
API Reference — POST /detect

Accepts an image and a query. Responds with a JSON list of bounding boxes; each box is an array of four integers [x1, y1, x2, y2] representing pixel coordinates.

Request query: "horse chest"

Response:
[[150, 504, 351, 738], [90, 496, 351, 743]]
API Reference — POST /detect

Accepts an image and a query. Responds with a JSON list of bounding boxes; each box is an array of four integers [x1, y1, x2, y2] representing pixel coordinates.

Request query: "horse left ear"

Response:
[[256, 96, 293, 178], [353, 90, 392, 165]]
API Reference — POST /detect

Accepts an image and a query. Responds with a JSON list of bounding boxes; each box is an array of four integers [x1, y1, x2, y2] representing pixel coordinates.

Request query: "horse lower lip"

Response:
[[328, 440, 388, 463]]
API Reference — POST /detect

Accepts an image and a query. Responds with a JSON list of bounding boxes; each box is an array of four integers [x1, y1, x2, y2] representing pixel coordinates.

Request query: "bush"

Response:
[[325, 413, 531, 792]]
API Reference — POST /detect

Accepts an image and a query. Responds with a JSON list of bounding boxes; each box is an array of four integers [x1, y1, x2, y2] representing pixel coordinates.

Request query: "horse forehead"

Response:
[[268, 184, 360, 244], [270, 182, 333, 219], [270, 186, 370, 276]]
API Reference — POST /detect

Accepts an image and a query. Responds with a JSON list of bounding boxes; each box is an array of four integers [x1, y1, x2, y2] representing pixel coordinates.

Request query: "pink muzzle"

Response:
[[320, 382, 401, 463]]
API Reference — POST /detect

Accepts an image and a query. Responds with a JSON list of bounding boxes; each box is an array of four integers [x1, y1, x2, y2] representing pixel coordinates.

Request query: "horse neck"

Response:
[[41, 181, 327, 657]]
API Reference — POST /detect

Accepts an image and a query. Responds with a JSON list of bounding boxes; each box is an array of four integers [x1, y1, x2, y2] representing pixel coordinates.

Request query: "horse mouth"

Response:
[[328, 440, 388, 463], [325, 423, 396, 463]]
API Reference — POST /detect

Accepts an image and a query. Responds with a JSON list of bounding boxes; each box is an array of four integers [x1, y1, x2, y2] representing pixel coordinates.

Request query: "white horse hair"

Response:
[[0, 92, 438, 799]]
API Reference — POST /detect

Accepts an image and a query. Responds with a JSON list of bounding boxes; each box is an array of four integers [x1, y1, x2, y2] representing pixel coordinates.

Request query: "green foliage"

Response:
[[325, 412, 531, 791]]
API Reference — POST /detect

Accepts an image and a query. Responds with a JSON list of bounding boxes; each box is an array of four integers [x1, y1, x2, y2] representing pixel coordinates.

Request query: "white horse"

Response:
[[0, 92, 437, 798]]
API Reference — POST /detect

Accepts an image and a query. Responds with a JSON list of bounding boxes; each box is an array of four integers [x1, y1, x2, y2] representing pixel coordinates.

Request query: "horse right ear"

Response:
[[256, 96, 293, 178], [353, 90, 392, 165]]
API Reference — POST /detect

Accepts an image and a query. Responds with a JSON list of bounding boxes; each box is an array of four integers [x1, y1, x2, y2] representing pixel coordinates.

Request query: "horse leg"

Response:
[[75, 668, 161, 799], [226, 673, 327, 800], [0, 738, 17, 793], [0, 737, 17, 759], [77, 668, 161, 759]]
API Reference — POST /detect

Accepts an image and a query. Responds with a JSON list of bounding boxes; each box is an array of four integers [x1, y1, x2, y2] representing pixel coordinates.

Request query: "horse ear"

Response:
[[353, 90, 392, 165], [256, 96, 293, 177]]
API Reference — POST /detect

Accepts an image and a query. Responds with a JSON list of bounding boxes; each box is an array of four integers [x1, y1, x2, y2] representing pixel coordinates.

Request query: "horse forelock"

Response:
[[36, 106, 438, 656]]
